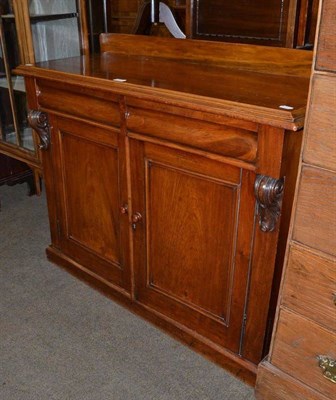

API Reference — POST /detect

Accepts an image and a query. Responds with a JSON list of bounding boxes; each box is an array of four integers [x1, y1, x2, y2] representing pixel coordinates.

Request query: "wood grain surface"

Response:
[[315, 0, 336, 72], [304, 74, 336, 171], [256, 361, 330, 400], [293, 165, 336, 257], [271, 309, 336, 399], [16, 34, 312, 130], [282, 244, 336, 331]]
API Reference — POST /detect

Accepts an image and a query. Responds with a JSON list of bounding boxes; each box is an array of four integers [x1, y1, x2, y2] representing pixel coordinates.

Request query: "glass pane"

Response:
[[31, 18, 81, 62], [0, 87, 17, 145], [16, 91, 34, 151], [0, 32, 18, 146], [0, 6, 34, 152], [29, 0, 77, 15], [2, 16, 20, 69], [29, 0, 81, 62]]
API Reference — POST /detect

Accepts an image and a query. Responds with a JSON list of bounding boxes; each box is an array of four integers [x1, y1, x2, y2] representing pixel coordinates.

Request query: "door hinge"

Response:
[[242, 313, 247, 332], [239, 313, 248, 356]]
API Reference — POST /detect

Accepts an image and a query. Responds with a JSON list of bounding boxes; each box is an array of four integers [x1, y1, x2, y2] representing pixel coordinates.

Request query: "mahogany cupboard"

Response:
[[17, 34, 312, 382]]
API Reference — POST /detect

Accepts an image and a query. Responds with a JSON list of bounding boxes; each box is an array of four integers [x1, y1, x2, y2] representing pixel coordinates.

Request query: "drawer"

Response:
[[126, 105, 258, 163], [271, 309, 336, 399], [304, 75, 336, 171], [256, 361, 330, 400], [282, 244, 336, 331], [293, 165, 336, 256], [37, 80, 121, 127], [315, 0, 336, 72]]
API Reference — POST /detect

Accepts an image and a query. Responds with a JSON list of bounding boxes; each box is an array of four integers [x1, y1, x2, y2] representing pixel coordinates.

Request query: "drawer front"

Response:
[[37, 80, 121, 127], [293, 165, 336, 256], [315, 0, 336, 72], [256, 362, 330, 400], [272, 309, 336, 399], [304, 75, 336, 171], [282, 244, 336, 331], [126, 106, 258, 163]]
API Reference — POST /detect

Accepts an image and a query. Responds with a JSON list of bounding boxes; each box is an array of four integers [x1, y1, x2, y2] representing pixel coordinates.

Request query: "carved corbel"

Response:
[[254, 174, 285, 232], [28, 110, 50, 150]]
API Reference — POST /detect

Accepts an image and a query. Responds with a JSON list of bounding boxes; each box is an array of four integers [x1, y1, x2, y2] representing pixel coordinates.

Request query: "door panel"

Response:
[[147, 161, 237, 323], [52, 116, 130, 290], [131, 140, 256, 352], [62, 134, 120, 263]]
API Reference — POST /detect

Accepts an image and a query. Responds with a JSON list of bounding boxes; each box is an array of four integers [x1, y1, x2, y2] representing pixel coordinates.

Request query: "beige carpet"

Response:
[[0, 183, 255, 400]]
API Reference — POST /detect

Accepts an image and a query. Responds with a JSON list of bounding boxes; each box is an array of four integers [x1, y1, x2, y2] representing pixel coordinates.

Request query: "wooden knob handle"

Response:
[[132, 212, 142, 224], [120, 204, 128, 214]]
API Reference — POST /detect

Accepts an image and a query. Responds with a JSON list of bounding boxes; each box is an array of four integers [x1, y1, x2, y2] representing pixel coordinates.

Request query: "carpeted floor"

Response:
[[0, 184, 255, 400]]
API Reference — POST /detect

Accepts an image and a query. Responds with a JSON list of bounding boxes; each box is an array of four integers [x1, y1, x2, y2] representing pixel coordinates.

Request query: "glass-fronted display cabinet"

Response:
[[0, 0, 88, 193]]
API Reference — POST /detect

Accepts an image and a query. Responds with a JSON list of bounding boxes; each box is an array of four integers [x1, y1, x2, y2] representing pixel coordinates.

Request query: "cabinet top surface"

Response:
[[17, 34, 313, 130]]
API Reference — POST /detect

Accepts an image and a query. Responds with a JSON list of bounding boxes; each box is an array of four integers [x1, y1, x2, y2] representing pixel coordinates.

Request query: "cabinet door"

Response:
[[0, 8, 37, 156], [51, 116, 131, 291], [130, 140, 256, 353]]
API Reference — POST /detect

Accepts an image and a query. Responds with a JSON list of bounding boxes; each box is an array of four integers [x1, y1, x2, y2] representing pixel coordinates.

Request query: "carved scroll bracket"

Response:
[[254, 174, 285, 232], [27, 110, 50, 150]]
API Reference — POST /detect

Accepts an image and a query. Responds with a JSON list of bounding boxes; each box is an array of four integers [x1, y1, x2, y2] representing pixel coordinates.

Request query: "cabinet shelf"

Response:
[[2, 12, 78, 23], [1, 14, 15, 19]]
